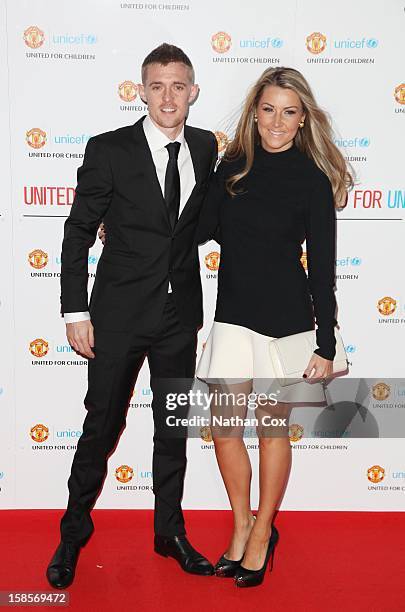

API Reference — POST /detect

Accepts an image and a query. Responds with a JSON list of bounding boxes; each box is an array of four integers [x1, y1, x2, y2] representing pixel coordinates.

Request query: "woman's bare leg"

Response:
[[210, 381, 255, 560], [242, 402, 292, 570]]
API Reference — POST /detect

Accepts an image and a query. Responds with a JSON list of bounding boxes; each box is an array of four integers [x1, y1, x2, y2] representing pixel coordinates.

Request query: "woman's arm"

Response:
[[305, 170, 338, 362]]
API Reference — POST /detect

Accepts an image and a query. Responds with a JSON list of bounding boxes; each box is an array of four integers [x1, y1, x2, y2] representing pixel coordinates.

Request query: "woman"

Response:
[[196, 66, 353, 588]]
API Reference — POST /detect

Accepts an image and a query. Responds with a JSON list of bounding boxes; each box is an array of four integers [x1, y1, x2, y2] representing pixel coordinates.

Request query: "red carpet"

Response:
[[0, 510, 404, 611]]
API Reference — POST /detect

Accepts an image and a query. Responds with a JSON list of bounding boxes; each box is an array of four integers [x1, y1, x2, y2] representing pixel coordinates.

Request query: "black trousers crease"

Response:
[[60, 295, 197, 546]]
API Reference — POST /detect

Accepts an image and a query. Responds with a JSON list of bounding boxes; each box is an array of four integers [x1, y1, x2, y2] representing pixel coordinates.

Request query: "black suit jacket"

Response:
[[61, 116, 217, 333]]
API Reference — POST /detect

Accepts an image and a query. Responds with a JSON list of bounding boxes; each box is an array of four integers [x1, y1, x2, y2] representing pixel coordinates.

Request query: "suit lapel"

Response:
[[173, 126, 207, 234], [131, 117, 171, 230], [184, 125, 204, 188], [131, 118, 209, 235]]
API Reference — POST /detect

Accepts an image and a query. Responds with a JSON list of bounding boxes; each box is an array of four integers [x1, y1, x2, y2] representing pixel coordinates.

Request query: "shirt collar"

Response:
[[143, 114, 185, 153]]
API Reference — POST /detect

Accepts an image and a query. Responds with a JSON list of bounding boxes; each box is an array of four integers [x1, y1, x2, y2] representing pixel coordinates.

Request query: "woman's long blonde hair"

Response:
[[225, 67, 354, 208]]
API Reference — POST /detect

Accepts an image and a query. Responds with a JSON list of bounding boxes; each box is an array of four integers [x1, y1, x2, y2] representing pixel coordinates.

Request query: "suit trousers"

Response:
[[60, 295, 197, 546]]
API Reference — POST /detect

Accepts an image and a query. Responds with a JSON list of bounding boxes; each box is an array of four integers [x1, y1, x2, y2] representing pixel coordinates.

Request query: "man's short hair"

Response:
[[141, 43, 195, 84]]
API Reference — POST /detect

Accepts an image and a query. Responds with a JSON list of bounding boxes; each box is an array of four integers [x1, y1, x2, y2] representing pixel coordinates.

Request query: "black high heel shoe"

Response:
[[214, 553, 243, 577], [215, 516, 256, 578], [234, 525, 279, 588]]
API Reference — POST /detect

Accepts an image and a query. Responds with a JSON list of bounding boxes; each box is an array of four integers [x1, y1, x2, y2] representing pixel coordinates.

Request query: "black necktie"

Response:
[[164, 142, 181, 230]]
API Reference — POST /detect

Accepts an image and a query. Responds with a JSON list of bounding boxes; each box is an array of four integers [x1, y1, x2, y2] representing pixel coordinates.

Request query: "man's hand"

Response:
[[303, 353, 333, 382], [98, 222, 106, 245], [66, 320, 95, 359]]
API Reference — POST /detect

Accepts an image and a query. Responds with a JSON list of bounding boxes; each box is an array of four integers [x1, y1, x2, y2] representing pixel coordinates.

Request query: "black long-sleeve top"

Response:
[[197, 143, 338, 360]]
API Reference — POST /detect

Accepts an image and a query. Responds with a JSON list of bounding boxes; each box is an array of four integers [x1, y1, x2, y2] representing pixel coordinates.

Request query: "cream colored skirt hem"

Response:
[[196, 321, 326, 404]]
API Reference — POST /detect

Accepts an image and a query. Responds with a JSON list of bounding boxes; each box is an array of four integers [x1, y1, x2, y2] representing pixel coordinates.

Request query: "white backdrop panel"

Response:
[[0, 0, 404, 510]]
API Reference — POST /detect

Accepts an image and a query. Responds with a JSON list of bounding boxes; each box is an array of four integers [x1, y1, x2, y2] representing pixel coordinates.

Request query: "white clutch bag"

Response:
[[268, 329, 348, 387]]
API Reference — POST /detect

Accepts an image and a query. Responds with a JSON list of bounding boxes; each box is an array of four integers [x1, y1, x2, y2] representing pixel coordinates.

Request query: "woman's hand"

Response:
[[98, 222, 106, 245], [303, 353, 333, 382]]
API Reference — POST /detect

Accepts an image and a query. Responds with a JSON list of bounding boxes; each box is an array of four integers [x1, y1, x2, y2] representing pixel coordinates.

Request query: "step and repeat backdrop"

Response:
[[0, 0, 404, 511]]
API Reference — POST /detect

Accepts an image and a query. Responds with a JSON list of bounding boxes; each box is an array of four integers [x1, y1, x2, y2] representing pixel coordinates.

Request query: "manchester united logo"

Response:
[[367, 465, 385, 483], [26, 128, 46, 149], [200, 426, 213, 443], [115, 465, 133, 483], [30, 424, 49, 443], [394, 83, 405, 105], [306, 32, 327, 54], [214, 131, 229, 154], [23, 26, 45, 49], [300, 251, 308, 270], [118, 80, 138, 102], [211, 32, 232, 54], [28, 249, 48, 269], [372, 382, 390, 401], [205, 251, 220, 271], [289, 424, 304, 443], [29, 338, 49, 358], [377, 296, 396, 316]]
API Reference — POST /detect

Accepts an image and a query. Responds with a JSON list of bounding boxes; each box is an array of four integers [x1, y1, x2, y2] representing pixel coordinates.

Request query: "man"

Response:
[[46, 43, 218, 589]]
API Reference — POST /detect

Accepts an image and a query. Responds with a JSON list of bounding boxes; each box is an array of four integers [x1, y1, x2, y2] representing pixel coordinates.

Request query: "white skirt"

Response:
[[196, 321, 326, 404]]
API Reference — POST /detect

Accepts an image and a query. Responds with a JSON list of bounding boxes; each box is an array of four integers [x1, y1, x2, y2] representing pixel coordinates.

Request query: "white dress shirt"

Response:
[[64, 115, 196, 324]]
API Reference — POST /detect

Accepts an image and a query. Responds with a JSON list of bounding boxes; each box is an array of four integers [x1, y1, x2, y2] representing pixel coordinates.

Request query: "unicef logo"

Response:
[[366, 38, 378, 48], [333, 137, 370, 149], [271, 38, 283, 48], [345, 345, 356, 353], [350, 257, 362, 265], [52, 33, 98, 45]]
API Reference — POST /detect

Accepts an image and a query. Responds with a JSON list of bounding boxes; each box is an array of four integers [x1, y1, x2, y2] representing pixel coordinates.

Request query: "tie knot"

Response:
[[166, 141, 181, 160]]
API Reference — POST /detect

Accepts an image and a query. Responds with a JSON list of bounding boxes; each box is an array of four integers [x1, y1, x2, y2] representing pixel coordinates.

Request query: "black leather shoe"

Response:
[[154, 535, 214, 576], [214, 553, 243, 577], [46, 541, 80, 589], [234, 526, 279, 588]]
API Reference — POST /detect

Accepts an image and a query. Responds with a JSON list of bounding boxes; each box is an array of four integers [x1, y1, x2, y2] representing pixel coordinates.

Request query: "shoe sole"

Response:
[[235, 580, 263, 588]]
